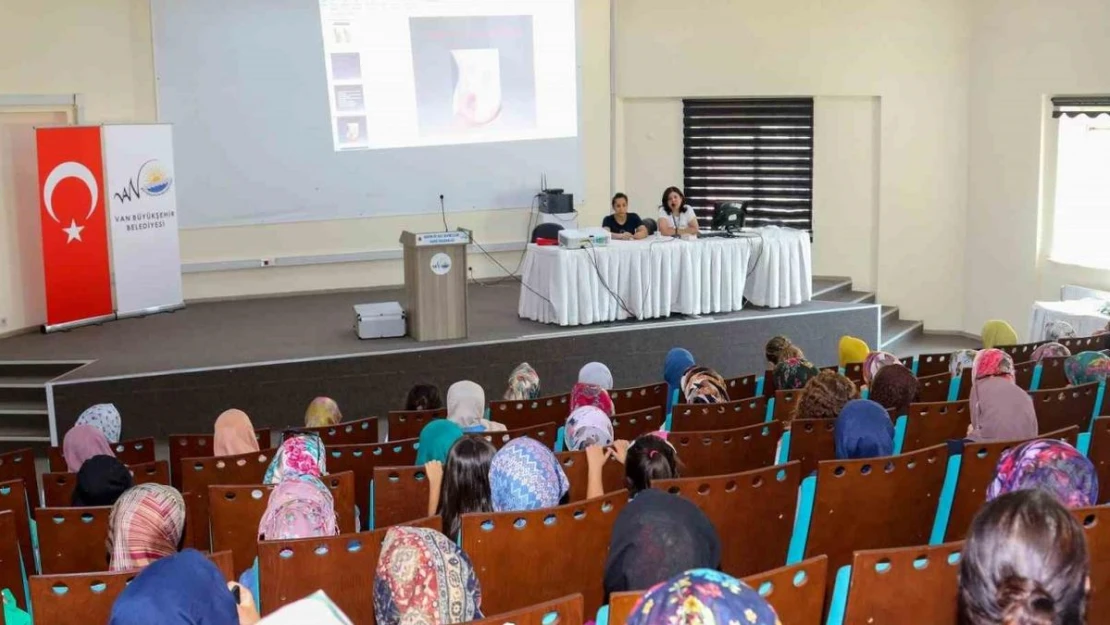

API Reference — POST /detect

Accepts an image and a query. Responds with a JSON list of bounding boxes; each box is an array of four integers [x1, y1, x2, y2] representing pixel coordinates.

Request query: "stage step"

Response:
[[0, 361, 85, 447], [812, 276, 924, 351]]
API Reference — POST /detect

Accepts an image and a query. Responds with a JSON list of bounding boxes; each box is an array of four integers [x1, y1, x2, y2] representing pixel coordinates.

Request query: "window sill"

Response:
[[1046, 257, 1110, 272]]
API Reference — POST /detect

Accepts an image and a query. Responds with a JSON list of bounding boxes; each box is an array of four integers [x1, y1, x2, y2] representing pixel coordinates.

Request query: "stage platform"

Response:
[[0, 280, 880, 443]]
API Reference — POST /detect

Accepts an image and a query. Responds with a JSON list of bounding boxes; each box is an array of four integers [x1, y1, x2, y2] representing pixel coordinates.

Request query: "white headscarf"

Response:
[[76, 403, 121, 443], [578, 362, 614, 390], [447, 381, 506, 432]]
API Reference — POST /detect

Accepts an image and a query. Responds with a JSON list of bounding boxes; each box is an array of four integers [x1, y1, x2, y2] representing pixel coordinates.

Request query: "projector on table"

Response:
[[558, 228, 611, 249]]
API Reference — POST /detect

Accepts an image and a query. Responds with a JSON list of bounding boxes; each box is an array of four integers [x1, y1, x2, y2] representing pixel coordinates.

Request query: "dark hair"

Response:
[[959, 489, 1088, 625], [405, 384, 443, 411], [625, 434, 679, 495], [439, 435, 496, 541], [765, 335, 794, 366], [660, 187, 688, 214], [868, 365, 919, 417], [611, 192, 629, 208]]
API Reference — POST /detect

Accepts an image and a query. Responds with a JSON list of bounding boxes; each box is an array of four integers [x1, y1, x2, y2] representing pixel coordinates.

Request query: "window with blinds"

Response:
[[682, 98, 814, 232]]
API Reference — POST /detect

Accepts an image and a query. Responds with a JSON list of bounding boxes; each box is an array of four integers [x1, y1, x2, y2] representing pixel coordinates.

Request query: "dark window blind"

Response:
[[682, 98, 814, 231]]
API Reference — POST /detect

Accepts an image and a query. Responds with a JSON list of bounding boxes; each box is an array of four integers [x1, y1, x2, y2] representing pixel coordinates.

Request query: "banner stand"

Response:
[[114, 302, 185, 321], [42, 313, 117, 334]]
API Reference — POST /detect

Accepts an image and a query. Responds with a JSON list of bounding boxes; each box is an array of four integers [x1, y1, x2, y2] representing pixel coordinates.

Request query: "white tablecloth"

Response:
[[518, 227, 812, 326], [1029, 299, 1110, 341]]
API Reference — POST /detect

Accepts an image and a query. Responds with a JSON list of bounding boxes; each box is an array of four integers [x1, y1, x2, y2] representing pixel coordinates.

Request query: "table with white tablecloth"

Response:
[[1029, 299, 1110, 341], [518, 227, 813, 326]]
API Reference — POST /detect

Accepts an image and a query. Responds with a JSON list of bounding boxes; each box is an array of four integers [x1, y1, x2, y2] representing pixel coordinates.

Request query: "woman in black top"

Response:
[[602, 193, 648, 240]]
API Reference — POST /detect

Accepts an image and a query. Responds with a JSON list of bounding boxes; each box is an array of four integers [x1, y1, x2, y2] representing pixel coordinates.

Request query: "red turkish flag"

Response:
[[36, 127, 113, 326]]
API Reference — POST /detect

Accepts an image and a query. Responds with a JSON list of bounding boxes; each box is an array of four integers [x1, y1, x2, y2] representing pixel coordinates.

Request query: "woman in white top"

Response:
[[657, 186, 700, 237]]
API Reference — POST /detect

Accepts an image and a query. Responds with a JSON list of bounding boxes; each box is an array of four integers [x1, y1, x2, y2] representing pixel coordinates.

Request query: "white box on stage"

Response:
[[354, 302, 406, 339], [558, 228, 611, 249]]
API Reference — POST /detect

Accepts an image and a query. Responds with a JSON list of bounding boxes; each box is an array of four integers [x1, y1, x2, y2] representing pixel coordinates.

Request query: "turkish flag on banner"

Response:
[[36, 127, 113, 327]]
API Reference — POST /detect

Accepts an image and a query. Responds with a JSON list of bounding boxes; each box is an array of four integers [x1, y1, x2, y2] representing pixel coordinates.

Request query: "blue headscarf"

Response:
[[109, 549, 238, 625], [489, 437, 569, 512], [834, 399, 894, 460], [663, 348, 695, 413]]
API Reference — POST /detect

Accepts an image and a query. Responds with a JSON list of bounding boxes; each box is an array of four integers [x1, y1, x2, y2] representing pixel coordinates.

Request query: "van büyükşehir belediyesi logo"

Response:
[[113, 159, 174, 203]]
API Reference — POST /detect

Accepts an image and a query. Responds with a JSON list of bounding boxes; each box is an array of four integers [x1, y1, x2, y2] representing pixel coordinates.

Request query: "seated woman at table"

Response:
[[657, 186, 700, 237], [602, 192, 648, 240]]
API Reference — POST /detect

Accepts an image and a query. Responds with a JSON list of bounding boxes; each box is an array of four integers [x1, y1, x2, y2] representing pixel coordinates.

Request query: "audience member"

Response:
[[565, 405, 615, 451], [76, 403, 122, 444], [663, 347, 695, 413], [108, 550, 243, 625], [62, 424, 114, 472], [1045, 320, 1078, 341], [503, 362, 541, 400], [447, 380, 506, 432], [834, 399, 894, 460], [968, 352, 1037, 443], [213, 409, 260, 456], [374, 526, 483, 625], [404, 383, 443, 411], [959, 490, 1088, 625], [571, 362, 616, 415], [987, 439, 1098, 508], [764, 335, 794, 367], [974, 348, 1015, 382], [680, 366, 729, 404], [867, 364, 918, 417], [772, 357, 819, 391], [620, 432, 678, 495], [793, 370, 858, 422], [1030, 341, 1070, 361], [578, 361, 614, 390], [425, 435, 496, 541], [603, 489, 721, 601], [949, 348, 979, 378], [108, 483, 186, 571], [304, 397, 343, 428], [627, 569, 780, 625], [838, 335, 870, 368], [489, 437, 569, 511], [72, 455, 133, 507], [264, 433, 327, 484], [1065, 351, 1110, 385], [862, 350, 899, 386], [981, 320, 1018, 349], [415, 419, 463, 465]]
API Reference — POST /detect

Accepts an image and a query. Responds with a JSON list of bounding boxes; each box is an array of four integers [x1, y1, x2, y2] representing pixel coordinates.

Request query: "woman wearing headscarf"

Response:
[[981, 320, 1018, 349], [565, 406, 614, 452], [680, 366, 729, 404], [1065, 351, 1110, 386], [968, 350, 1037, 443], [76, 403, 121, 444], [1045, 320, 1078, 342], [834, 400, 895, 460], [603, 489, 721, 602], [868, 364, 919, 418], [264, 434, 327, 485], [772, 357, 819, 391], [986, 439, 1098, 508], [948, 349, 979, 378], [414, 419, 464, 465], [108, 549, 241, 625], [374, 526, 483, 625], [793, 370, 858, 422], [503, 363, 541, 401], [62, 424, 115, 473], [213, 409, 261, 457], [108, 483, 187, 571], [489, 437, 569, 511], [663, 348, 695, 413], [72, 455, 133, 507], [446, 381, 506, 433], [862, 351, 899, 387], [973, 348, 1016, 382], [304, 397, 343, 428], [578, 362, 614, 390], [1030, 342, 1071, 361], [626, 569, 781, 625], [570, 362, 616, 415], [838, 335, 870, 368]]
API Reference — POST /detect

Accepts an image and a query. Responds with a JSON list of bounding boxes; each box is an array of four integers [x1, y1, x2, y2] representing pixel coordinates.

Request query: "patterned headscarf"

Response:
[[838, 336, 870, 368], [834, 400, 894, 460], [259, 591, 353, 625], [489, 437, 569, 511], [1045, 320, 1078, 342], [949, 349, 979, 378], [862, 351, 899, 386], [63, 424, 115, 473], [982, 320, 1018, 349], [1065, 351, 1110, 386], [578, 362, 614, 390], [565, 406, 615, 451], [972, 348, 1015, 382], [503, 363, 541, 401], [258, 476, 338, 540], [415, 419, 464, 465], [627, 569, 781, 625], [108, 549, 238, 625], [304, 397, 343, 428], [264, 434, 327, 484], [108, 484, 187, 571], [1030, 342, 1071, 362], [570, 382, 616, 416], [681, 367, 729, 404], [76, 403, 121, 444], [374, 527, 482, 625], [772, 358, 819, 391], [987, 439, 1098, 509], [213, 409, 260, 457]]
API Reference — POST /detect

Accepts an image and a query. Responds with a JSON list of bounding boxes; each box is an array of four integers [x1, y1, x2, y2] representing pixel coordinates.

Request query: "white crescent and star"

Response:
[[42, 161, 98, 244]]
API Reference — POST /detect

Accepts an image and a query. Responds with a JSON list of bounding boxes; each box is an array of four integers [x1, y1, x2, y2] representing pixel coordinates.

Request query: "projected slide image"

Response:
[[336, 116, 368, 149], [330, 53, 362, 81], [409, 16, 536, 138], [334, 85, 365, 112]]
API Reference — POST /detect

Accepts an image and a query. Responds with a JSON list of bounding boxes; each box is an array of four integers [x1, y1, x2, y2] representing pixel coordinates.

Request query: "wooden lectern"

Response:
[[399, 229, 471, 341]]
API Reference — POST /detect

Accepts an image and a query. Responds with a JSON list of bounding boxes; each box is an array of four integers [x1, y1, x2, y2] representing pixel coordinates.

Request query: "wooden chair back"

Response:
[[844, 362, 865, 385], [656, 462, 800, 577], [1014, 360, 1036, 390], [915, 353, 952, 378], [258, 515, 442, 620], [901, 401, 970, 453], [772, 390, 800, 422], [299, 416, 379, 446], [1038, 356, 1071, 390], [742, 556, 828, 625], [0, 511, 26, 610], [29, 568, 138, 625], [899, 356, 915, 370], [168, 428, 271, 490], [945, 427, 1078, 541], [488, 393, 572, 429], [47, 437, 157, 474], [722, 374, 759, 401], [805, 445, 948, 591], [44, 459, 171, 507], [372, 465, 430, 529], [608, 383, 668, 415], [607, 592, 640, 625], [670, 421, 782, 478], [1087, 417, 1110, 504], [180, 448, 276, 550], [386, 408, 446, 441], [209, 471, 356, 574], [763, 368, 777, 397], [842, 541, 964, 625], [611, 407, 664, 441], [915, 372, 951, 403], [788, 419, 837, 476], [35, 506, 111, 574], [669, 397, 768, 432], [460, 492, 628, 616], [556, 451, 626, 502], [1031, 382, 1099, 433], [998, 341, 1043, 363], [1059, 335, 1109, 352], [0, 479, 34, 580], [471, 595, 584, 625], [0, 448, 39, 510], [481, 422, 557, 450], [954, 372, 973, 401], [327, 438, 419, 529], [1072, 506, 1110, 621]]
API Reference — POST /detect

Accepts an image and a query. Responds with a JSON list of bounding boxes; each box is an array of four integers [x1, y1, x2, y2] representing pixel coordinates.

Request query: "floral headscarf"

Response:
[[772, 358, 819, 391], [108, 484, 186, 571], [565, 406, 615, 451], [949, 349, 979, 378], [264, 434, 327, 484], [987, 439, 1098, 509], [1030, 342, 1071, 362], [1065, 351, 1110, 386], [489, 437, 569, 511], [1045, 320, 1078, 342], [503, 363, 541, 401], [680, 366, 729, 404], [374, 527, 482, 625], [862, 351, 899, 386], [76, 403, 121, 444], [570, 382, 616, 416], [972, 349, 1015, 382], [627, 569, 781, 625], [258, 476, 338, 540], [304, 397, 343, 428]]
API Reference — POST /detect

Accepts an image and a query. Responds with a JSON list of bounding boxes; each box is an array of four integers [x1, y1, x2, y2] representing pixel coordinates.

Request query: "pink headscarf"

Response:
[[258, 477, 339, 540], [63, 424, 115, 472], [213, 409, 260, 457]]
